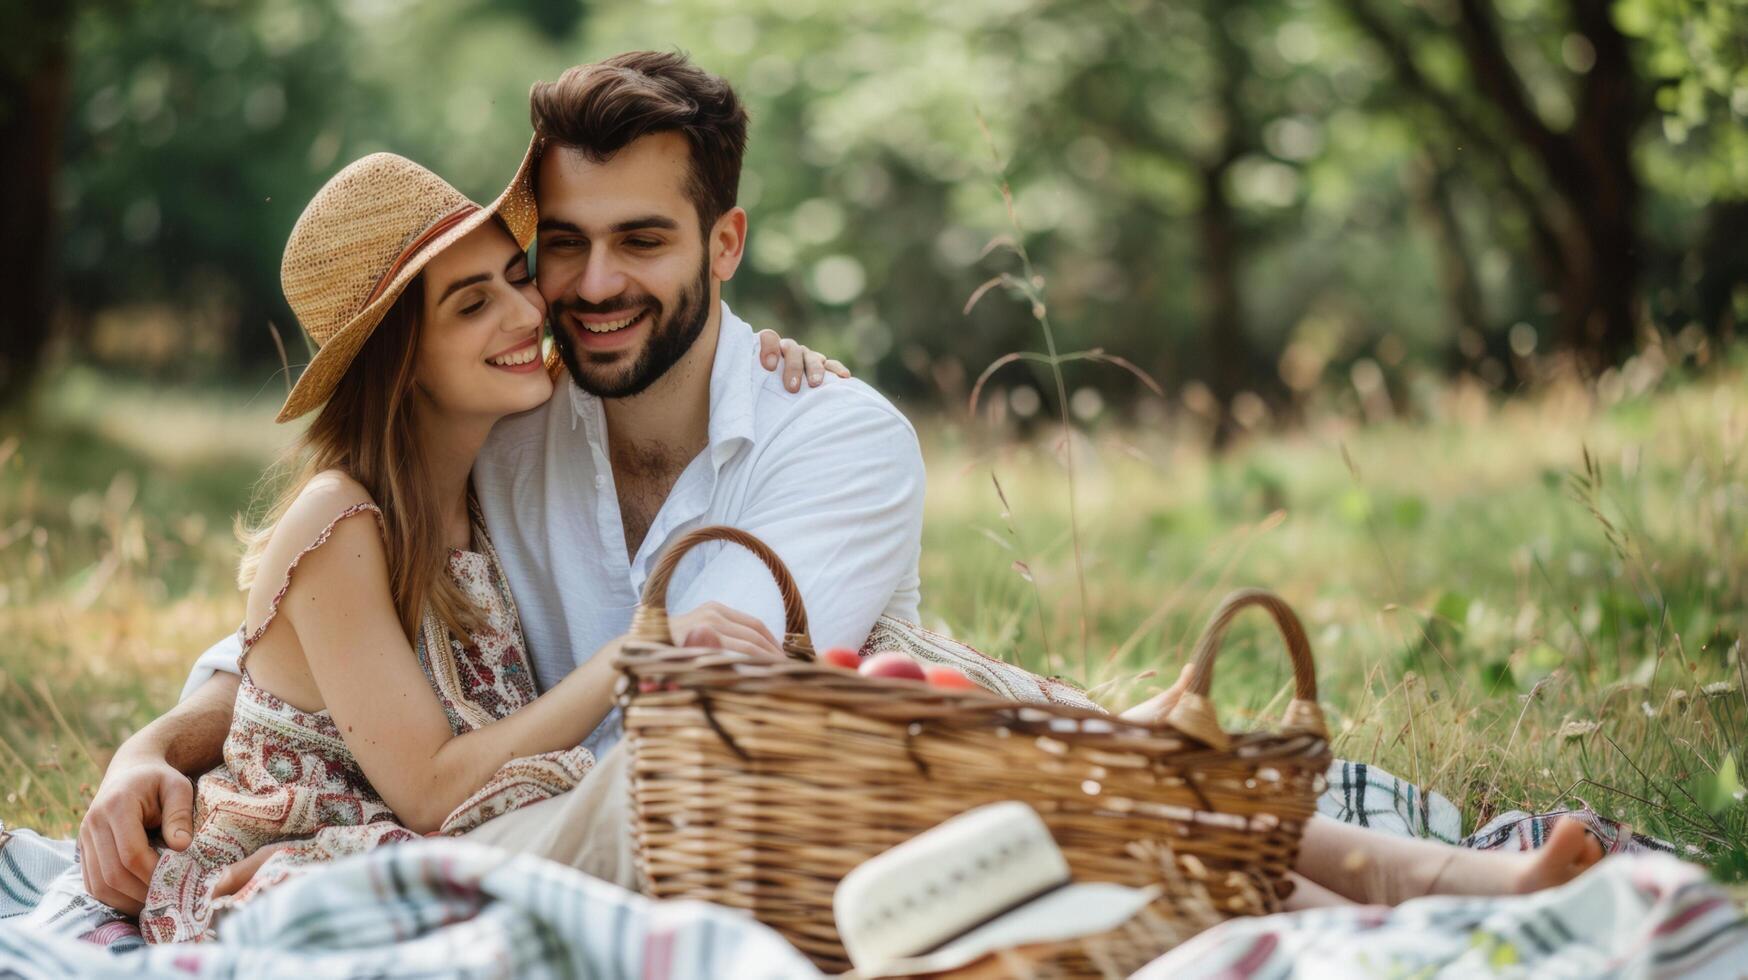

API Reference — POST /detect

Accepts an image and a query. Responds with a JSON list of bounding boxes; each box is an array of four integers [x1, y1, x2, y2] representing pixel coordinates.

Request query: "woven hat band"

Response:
[[362, 203, 482, 309]]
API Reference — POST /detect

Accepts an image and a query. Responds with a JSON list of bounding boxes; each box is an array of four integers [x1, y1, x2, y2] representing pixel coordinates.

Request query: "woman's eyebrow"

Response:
[[436, 273, 491, 305]]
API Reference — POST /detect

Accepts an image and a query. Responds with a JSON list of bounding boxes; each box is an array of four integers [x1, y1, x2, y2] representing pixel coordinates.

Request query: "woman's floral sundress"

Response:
[[138, 502, 593, 943]]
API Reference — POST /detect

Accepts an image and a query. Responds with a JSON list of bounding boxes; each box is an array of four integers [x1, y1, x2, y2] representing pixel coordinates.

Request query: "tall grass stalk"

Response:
[[966, 109, 1163, 683]]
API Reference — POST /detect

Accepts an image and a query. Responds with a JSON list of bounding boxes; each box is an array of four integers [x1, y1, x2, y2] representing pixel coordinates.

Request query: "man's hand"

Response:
[[669, 601, 785, 659], [78, 760, 195, 915]]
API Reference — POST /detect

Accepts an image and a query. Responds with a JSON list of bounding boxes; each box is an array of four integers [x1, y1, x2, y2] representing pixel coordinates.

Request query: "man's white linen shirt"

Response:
[[184, 303, 925, 757]]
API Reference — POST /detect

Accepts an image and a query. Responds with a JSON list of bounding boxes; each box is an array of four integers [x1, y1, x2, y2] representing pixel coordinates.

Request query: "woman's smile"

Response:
[[486, 333, 544, 373]]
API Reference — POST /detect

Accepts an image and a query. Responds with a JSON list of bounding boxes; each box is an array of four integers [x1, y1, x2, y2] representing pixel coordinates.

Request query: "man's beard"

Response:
[[549, 255, 712, 399]]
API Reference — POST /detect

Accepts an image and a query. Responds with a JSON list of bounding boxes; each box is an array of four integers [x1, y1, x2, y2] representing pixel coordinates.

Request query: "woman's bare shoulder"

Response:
[[278, 470, 379, 540], [254, 471, 387, 599]]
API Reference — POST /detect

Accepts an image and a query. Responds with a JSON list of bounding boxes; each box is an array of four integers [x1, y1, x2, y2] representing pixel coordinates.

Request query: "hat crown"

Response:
[[835, 802, 1071, 969], [280, 152, 474, 348]]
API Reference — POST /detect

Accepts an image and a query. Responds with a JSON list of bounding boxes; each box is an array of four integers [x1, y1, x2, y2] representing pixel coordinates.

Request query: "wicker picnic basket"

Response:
[[616, 526, 1332, 975]]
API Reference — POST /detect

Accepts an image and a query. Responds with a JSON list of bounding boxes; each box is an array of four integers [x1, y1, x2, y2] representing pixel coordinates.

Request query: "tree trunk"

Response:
[[1198, 163, 1249, 446], [1694, 199, 1748, 343], [1348, 0, 1648, 375], [1557, 201, 1639, 365], [0, 11, 71, 409], [1411, 151, 1489, 369], [1559, 0, 1643, 366], [1450, 0, 1644, 370]]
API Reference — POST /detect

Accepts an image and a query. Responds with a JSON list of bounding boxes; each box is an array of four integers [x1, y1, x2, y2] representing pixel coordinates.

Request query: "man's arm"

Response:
[[180, 630, 243, 701], [668, 383, 925, 650], [79, 663, 238, 915]]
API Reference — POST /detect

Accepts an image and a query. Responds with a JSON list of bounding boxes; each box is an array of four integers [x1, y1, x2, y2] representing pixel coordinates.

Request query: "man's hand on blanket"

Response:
[[212, 841, 294, 900], [669, 602, 786, 659], [79, 760, 195, 915]]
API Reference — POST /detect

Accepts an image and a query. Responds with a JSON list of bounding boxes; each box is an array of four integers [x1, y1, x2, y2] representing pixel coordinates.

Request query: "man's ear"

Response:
[[709, 206, 747, 283]]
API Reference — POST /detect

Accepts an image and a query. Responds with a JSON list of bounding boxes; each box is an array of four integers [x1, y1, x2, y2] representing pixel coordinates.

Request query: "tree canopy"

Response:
[[3, 0, 1743, 421]]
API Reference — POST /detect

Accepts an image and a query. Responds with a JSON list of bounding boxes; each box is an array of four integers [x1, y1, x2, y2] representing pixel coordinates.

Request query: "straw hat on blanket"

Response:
[[834, 802, 1160, 977], [275, 139, 541, 422]]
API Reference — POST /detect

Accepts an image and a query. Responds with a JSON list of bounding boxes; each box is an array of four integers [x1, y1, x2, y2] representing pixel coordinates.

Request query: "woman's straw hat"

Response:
[[275, 140, 540, 422]]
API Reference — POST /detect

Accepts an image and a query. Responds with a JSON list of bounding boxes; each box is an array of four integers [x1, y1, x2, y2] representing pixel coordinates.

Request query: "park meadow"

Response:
[[3, 349, 1744, 881]]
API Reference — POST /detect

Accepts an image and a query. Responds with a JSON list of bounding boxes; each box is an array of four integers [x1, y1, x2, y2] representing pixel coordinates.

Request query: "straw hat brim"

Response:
[[855, 882, 1160, 978], [276, 137, 542, 423]]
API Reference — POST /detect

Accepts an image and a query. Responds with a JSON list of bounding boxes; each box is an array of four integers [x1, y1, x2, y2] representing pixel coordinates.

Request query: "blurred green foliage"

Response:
[[23, 0, 1748, 414]]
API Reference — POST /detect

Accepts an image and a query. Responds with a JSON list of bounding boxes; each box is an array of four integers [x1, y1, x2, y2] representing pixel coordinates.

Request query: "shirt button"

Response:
[[594, 475, 606, 488]]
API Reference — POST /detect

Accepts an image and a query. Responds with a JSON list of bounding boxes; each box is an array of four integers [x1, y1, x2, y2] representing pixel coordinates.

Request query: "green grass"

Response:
[[3, 362, 1745, 881]]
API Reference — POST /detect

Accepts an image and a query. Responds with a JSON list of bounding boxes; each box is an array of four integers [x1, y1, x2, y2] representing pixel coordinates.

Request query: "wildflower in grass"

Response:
[[1557, 719, 1601, 742]]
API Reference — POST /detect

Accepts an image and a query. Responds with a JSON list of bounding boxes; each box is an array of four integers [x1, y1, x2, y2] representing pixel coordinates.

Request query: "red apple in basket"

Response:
[[924, 665, 979, 691], [819, 647, 863, 671], [858, 650, 926, 681]]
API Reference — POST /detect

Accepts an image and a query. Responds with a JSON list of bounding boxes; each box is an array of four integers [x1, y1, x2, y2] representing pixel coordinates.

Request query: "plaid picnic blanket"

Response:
[[6, 810, 1739, 980], [0, 836, 814, 979], [1133, 852, 1747, 978], [1317, 759, 1681, 857], [5, 758, 1717, 979]]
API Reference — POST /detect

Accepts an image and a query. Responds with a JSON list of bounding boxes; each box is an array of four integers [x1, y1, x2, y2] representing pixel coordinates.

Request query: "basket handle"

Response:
[[1162, 588, 1326, 750], [626, 525, 815, 661]]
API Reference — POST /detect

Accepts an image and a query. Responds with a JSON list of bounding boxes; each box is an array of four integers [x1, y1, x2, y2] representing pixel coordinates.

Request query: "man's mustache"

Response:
[[554, 295, 660, 316]]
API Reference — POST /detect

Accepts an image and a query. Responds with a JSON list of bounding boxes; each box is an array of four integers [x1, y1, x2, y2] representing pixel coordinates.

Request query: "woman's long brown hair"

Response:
[[238, 275, 483, 643]]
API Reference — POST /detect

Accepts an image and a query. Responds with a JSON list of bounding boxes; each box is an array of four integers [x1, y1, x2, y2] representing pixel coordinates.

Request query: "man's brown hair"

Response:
[[528, 50, 749, 231]]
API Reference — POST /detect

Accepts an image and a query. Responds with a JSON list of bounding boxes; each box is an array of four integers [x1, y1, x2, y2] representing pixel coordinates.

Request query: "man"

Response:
[[78, 51, 926, 912]]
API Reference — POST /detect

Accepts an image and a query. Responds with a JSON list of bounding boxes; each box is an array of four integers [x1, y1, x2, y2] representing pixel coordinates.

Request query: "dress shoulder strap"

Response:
[[240, 502, 386, 655]]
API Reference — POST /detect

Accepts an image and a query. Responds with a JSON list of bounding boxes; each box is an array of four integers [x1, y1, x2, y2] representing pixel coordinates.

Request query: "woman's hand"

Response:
[[211, 841, 295, 900], [755, 329, 850, 392], [1118, 664, 1195, 724], [668, 602, 785, 659]]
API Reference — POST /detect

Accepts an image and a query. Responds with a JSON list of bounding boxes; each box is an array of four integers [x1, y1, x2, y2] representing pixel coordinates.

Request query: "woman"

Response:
[[130, 151, 844, 942]]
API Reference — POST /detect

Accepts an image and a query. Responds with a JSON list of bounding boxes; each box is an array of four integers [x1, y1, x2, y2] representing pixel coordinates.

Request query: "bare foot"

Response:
[[1507, 818, 1606, 894], [1119, 664, 1195, 724], [1422, 818, 1605, 899]]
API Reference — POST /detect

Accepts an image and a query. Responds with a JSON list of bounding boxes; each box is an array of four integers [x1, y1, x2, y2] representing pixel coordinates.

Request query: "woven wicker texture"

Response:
[[617, 526, 1332, 976], [275, 138, 540, 422], [627, 525, 815, 660]]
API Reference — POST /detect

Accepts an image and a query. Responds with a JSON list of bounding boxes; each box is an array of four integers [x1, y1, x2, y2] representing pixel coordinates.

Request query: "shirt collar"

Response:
[[565, 372, 593, 432], [705, 301, 757, 466], [563, 301, 758, 470]]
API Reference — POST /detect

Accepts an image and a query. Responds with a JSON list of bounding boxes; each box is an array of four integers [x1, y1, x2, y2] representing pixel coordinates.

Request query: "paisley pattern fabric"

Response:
[[138, 502, 594, 943]]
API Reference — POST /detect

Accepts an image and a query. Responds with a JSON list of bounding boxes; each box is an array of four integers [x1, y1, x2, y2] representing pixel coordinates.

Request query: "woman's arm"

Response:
[[281, 512, 618, 833]]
